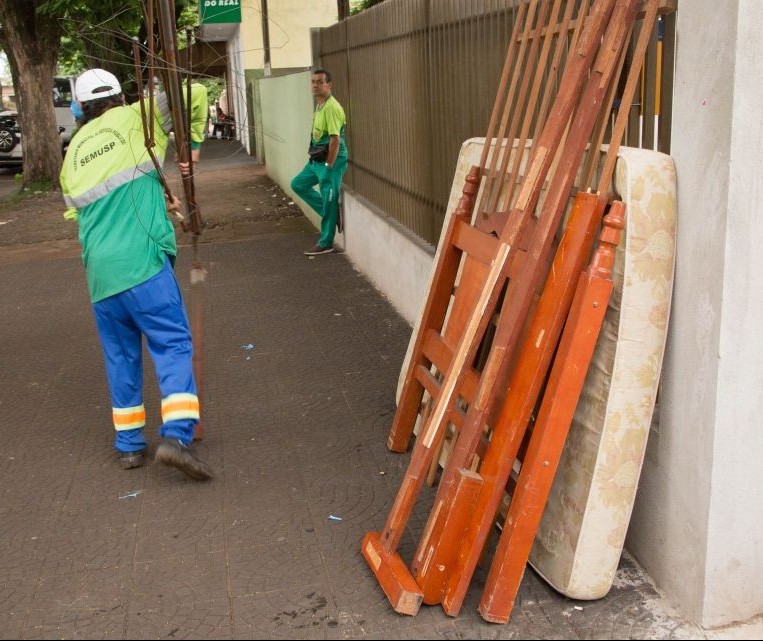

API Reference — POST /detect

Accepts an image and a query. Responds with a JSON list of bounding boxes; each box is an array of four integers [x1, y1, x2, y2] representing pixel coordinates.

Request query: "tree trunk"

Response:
[[0, 1, 63, 187]]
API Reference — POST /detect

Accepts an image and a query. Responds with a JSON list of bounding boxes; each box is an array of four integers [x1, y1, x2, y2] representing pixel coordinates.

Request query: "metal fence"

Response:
[[313, 0, 675, 246]]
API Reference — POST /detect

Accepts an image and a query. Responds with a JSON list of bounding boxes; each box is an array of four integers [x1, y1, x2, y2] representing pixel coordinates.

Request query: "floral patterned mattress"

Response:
[[529, 146, 677, 598]]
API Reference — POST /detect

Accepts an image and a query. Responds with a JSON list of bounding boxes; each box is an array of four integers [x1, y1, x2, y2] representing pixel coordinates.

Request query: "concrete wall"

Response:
[[239, 0, 336, 72], [259, 70, 330, 238], [228, 36, 247, 150], [250, 67, 305, 162], [263, 0, 337, 69], [259, 72, 313, 199], [627, 0, 763, 628], [342, 192, 433, 325]]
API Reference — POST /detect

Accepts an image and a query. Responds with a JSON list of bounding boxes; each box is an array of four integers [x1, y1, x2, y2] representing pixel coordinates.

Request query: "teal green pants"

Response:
[[291, 156, 348, 248]]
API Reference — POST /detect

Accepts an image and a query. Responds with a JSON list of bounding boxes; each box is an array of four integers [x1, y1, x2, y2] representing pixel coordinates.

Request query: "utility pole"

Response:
[[337, 0, 350, 20], [261, 0, 271, 76]]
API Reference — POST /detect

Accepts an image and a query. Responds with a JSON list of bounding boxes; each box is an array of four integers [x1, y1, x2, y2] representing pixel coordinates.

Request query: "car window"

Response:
[[53, 79, 73, 108]]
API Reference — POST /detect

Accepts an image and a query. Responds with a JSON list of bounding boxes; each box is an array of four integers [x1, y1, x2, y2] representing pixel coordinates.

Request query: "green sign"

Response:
[[200, 0, 242, 24]]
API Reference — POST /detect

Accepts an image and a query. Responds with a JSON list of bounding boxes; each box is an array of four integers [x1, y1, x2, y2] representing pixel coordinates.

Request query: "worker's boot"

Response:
[[119, 449, 145, 470], [155, 439, 214, 481]]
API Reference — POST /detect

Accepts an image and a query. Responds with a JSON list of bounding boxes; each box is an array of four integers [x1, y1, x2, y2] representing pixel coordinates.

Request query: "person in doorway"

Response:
[[212, 105, 233, 139], [290, 68, 348, 255], [59, 68, 213, 481]]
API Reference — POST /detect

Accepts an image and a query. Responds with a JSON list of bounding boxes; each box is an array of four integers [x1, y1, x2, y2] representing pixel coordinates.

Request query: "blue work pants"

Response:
[[92, 259, 199, 453]]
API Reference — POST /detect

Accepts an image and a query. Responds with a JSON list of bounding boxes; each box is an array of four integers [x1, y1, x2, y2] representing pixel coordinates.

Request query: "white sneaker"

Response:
[[304, 244, 335, 256]]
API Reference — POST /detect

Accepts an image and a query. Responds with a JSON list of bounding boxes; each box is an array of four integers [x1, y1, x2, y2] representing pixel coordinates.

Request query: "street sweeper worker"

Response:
[[60, 67, 213, 480]]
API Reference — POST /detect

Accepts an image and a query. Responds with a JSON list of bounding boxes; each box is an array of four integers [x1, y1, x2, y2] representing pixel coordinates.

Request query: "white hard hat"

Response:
[[75, 68, 122, 103]]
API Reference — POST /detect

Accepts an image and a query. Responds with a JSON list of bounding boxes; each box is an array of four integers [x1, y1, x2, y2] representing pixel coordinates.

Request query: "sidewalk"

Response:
[[0, 141, 755, 639]]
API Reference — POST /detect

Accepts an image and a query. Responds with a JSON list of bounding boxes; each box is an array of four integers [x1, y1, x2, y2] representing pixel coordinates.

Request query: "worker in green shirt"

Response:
[[60, 68, 213, 481], [290, 68, 348, 255]]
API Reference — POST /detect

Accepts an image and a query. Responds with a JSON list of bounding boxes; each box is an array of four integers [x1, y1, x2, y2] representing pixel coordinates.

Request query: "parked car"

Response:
[[0, 77, 77, 169], [0, 110, 23, 168], [0, 108, 75, 170], [53, 76, 77, 151]]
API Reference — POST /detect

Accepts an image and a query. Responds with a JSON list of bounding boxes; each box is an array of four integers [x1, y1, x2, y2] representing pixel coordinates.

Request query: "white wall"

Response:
[[239, 0, 337, 72], [342, 192, 433, 325], [259, 72, 315, 197], [266, 0, 337, 69], [627, 0, 763, 628], [228, 34, 247, 149]]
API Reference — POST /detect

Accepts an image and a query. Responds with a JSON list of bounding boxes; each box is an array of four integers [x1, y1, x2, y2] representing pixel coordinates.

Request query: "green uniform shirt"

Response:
[[60, 86, 208, 303], [311, 95, 347, 158]]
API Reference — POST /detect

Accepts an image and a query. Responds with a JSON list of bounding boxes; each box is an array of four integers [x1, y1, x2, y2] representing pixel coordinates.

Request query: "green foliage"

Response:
[[5, 178, 56, 204], [178, 0, 201, 41], [23, 180, 55, 192], [57, 35, 84, 77], [351, 0, 387, 15], [195, 77, 225, 105], [43, 1, 144, 81], [42, 1, 202, 81]]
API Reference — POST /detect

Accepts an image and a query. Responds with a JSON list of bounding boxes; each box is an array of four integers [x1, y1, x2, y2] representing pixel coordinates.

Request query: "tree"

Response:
[[0, 0, 196, 188], [0, 1, 63, 186], [56, 1, 144, 89]]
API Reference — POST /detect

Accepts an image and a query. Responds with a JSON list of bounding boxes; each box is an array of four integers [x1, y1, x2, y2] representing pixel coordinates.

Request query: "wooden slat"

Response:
[[440, 257, 492, 352], [361, 532, 423, 615], [414, 364, 441, 400], [412, 366, 467, 430], [498, 0, 565, 218], [421, 329, 480, 404], [598, 0, 661, 195], [451, 219, 500, 266], [478, 202, 625, 624], [413, 192, 605, 613], [532, 0, 588, 141], [415, 468, 484, 605], [387, 167, 480, 453], [480, 0, 543, 219]]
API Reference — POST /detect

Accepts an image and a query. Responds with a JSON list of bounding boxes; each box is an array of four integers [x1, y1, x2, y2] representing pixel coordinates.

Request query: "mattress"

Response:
[[528, 145, 677, 598]]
